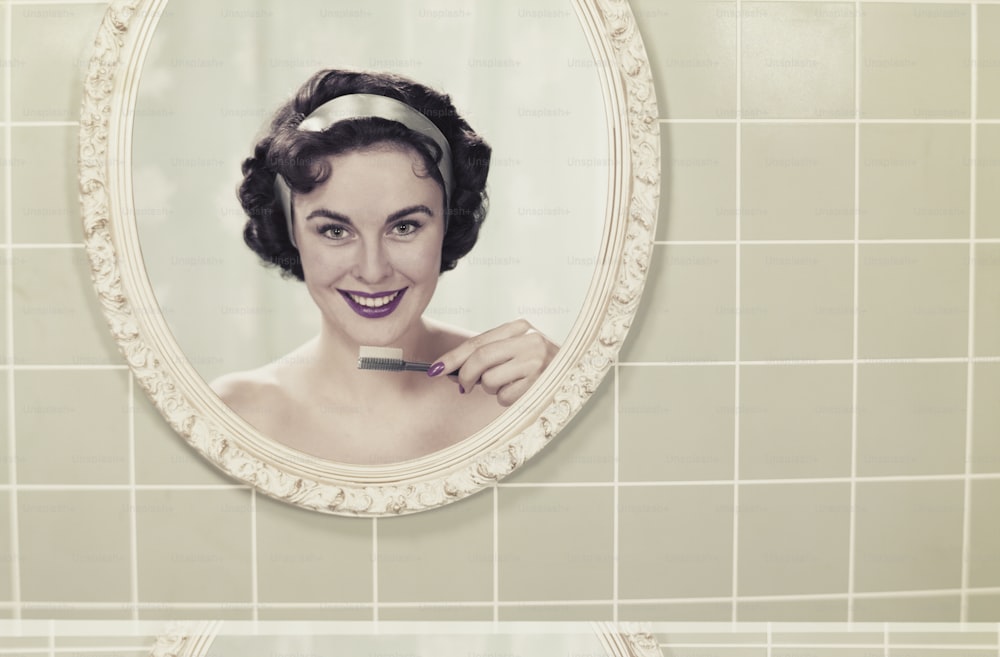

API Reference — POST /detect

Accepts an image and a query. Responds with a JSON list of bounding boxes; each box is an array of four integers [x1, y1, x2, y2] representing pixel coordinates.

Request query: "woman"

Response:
[[211, 69, 558, 465]]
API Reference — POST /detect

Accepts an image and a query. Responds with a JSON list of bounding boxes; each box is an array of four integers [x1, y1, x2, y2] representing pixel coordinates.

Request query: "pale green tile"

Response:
[[52, 636, 158, 648], [664, 647, 765, 657], [20, 609, 133, 620], [498, 486, 613, 601], [857, 244, 969, 359], [0, 493, 10, 602], [0, 131, 8, 240], [859, 124, 970, 239], [738, 483, 851, 597], [741, 124, 855, 240], [739, 598, 849, 622], [620, 245, 736, 363], [619, 485, 733, 599], [967, 592, 1000, 621], [972, 362, 1000, 474], [15, 369, 129, 485], [978, 125, 1000, 238], [0, 374, 7, 485], [630, 0, 737, 119], [256, 495, 371, 604], [854, 480, 963, 593], [498, 605, 613, 621], [771, 632, 883, 646], [619, 602, 732, 622], [856, 362, 967, 476], [377, 490, 492, 603], [740, 364, 852, 480], [135, 488, 253, 604], [889, 631, 1000, 647], [768, 647, 882, 657], [861, 3, 970, 119], [380, 606, 493, 621], [975, 244, 1000, 356], [12, 249, 121, 365], [853, 595, 960, 621], [505, 375, 613, 483], [980, 6, 1000, 119], [740, 244, 853, 361], [741, 2, 855, 119], [11, 126, 82, 244], [620, 365, 735, 481], [658, 633, 767, 647], [19, 491, 131, 603], [891, 650, 994, 657], [134, 389, 226, 485], [969, 479, 1000, 588], [659, 125, 737, 241], [136, 606, 252, 621], [257, 606, 371, 621], [11, 4, 109, 122]]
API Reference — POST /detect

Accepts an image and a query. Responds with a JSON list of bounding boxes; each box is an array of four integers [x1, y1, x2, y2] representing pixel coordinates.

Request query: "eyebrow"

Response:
[[304, 204, 436, 226]]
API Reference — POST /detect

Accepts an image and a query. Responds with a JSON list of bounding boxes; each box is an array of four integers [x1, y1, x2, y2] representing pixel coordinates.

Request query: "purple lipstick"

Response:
[[339, 287, 407, 319]]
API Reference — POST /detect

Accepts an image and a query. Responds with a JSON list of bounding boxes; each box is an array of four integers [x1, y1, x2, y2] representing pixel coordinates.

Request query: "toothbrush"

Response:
[[357, 346, 434, 372]]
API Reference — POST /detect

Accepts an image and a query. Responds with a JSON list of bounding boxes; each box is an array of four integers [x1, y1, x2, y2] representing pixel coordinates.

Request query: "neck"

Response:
[[307, 315, 435, 396]]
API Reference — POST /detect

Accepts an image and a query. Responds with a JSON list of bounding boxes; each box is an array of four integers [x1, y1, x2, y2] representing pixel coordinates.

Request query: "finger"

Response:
[[495, 377, 533, 407], [460, 333, 550, 395], [430, 319, 534, 377]]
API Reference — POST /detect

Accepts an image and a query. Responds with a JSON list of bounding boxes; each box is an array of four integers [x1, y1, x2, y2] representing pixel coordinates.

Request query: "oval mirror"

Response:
[[79, 0, 659, 515]]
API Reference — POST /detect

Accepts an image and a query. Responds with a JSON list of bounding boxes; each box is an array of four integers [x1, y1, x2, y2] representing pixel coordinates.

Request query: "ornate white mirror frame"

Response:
[[150, 621, 663, 657], [78, 0, 659, 516]]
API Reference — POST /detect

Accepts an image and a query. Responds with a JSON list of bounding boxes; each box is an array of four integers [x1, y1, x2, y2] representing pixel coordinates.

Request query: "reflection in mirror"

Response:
[[80, 0, 658, 514], [131, 0, 610, 464]]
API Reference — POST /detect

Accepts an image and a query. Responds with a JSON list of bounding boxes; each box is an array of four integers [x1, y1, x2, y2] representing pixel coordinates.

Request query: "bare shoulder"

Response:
[[210, 364, 287, 419], [422, 317, 477, 353]]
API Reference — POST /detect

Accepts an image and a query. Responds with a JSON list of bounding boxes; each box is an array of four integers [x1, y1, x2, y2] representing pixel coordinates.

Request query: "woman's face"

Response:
[[292, 145, 446, 348]]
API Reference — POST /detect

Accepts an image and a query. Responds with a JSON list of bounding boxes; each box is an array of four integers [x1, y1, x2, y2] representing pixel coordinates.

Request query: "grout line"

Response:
[[492, 484, 499, 624], [250, 488, 259, 623], [6, 585, 999, 609], [1, 364, 129, 371], [4, 0, 20, 622], [961, 1, 979, 624], [612, 362, 620, 623], [659, 117, 1000, 124], [127, 374, 138, 621], [731, 0, 743, 621], [883, 623, 889, 657], [619, 356, 1000, 367], [766, 622, 772, 657], [848, 0, 862, 622], [1, 470, 999, 493], [4, 243, 85, 249], [371, 518, 378, 624], [0, 121, 79, 128], [47, 619, 53, 657], [653, 238, 1000, 245]]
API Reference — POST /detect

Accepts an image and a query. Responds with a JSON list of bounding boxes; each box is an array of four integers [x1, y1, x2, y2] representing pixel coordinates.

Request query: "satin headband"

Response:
[[273, 93, 455, 248]]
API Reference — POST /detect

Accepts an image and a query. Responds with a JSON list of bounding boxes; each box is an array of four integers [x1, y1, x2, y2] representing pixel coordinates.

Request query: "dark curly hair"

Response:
[[238, 69, 492, 280]]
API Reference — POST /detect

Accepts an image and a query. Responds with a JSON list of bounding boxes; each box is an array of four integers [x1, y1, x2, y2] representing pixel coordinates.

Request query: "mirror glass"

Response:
[[131, 0, 609, 388]]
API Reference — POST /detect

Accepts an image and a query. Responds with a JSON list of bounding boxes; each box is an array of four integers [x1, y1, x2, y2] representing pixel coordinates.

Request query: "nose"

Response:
[[352, 238, 393, 284]]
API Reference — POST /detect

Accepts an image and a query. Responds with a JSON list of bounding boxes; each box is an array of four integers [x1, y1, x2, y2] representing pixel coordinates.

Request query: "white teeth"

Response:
[[349, 291, 400, 308]]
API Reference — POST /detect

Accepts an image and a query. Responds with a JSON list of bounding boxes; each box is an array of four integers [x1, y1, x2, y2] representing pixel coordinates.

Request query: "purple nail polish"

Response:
[[427, 362, 445, 377], [458, 384, 466, 394]]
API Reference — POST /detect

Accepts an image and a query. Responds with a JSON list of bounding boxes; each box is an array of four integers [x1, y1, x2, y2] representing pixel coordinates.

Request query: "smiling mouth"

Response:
[[339, 288, 407, 318]]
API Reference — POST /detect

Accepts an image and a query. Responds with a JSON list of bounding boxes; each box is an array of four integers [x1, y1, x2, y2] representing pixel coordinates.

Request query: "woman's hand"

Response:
[[429, 319, 559, 407]]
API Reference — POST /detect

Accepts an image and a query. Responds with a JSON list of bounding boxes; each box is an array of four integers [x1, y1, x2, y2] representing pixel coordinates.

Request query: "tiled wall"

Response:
[[1, 0, 998, 624]]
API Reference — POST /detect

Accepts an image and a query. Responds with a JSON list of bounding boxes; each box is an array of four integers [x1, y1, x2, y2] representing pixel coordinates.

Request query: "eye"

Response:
[[319, 224, 350, 241], [390, 220, 421, 237]]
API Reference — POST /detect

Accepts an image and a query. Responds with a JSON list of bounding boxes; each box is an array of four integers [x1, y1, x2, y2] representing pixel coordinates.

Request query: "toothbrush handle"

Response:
[[404, 361, 460, 377]]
